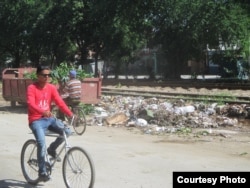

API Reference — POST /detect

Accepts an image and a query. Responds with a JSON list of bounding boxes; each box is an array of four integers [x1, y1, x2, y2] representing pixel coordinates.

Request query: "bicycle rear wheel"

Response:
[[20, 139, 39, 185], [62, 146, 95, 188], [73, 107, 87, 135]]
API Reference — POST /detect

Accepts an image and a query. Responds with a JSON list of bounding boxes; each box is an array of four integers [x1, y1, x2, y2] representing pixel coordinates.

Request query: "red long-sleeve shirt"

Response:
[[27, 82, 73, 124]]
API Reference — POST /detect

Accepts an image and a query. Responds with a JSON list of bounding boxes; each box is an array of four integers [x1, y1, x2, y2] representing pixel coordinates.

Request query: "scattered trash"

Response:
[[103, 112, 129, 126], [88, 95, 249, 135]]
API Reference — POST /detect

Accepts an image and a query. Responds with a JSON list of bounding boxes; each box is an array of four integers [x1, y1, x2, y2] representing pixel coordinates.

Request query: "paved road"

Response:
[[0, 110, 250, 188]]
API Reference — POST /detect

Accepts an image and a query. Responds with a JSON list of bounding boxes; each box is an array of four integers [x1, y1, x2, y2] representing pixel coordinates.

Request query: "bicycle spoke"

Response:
[[63, 147, 95, 188], [21, 139, 39, 185]]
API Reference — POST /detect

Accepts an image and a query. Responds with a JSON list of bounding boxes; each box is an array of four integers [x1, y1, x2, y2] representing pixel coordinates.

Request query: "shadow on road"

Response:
[[0, 179, 43, 188], [0, 105, 27, 114]]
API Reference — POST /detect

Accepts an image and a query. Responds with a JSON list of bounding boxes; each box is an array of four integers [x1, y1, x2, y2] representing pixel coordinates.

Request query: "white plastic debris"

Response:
[[205, 108, 216, 115], [135, 118, 148, 126], [174, 106, 195, 115], [155, 126, 165, 132]]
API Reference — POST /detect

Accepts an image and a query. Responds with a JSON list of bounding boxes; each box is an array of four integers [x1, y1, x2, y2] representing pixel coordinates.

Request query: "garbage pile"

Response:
[[88, 95, 250, 134]]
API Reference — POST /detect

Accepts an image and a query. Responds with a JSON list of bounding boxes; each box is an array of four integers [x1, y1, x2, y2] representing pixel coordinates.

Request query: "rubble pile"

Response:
[[88, 95, 250, 134]]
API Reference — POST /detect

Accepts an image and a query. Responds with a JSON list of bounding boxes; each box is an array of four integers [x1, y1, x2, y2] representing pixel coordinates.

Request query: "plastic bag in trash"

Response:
[[136, 118, 148, 126]]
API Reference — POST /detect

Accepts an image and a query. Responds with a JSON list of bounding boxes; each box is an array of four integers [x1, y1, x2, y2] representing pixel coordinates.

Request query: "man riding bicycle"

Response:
[[27, 65, 74, 182], [59, 70, 82, 120], [61, 70, 82, 105]]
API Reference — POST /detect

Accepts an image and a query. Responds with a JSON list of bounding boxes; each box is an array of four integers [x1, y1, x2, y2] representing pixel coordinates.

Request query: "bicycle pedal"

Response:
[[50, 157, 61, 162]]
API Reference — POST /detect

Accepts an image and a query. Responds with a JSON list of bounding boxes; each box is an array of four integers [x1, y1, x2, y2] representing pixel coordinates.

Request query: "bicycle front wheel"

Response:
[[62, 146, 95, 188], [20, 139, 39, 185], [73, 108, 87, 135]]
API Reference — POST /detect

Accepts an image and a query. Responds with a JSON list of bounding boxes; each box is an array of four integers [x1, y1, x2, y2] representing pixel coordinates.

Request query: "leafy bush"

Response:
[[23, 71, 37, 80], [51, 62, 73, 84], [51, 62, 93, 84], [22, 62, 93, 84], [78, 103, 95, 115]]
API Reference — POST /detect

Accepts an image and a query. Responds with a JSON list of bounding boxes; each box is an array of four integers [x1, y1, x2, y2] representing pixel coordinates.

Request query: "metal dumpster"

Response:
[[80, 77, 102, 104], [2, 68, 36, 106], [2, 68, 102, 106]]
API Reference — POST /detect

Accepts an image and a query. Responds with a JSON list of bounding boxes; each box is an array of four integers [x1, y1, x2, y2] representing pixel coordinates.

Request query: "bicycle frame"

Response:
[[45, 126, 73, 168], [25, 123, 78, 174], [46, 128, 87, 181]]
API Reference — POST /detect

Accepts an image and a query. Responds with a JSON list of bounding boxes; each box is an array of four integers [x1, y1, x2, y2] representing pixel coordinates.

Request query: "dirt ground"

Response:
[[0, 102, 250, 188]]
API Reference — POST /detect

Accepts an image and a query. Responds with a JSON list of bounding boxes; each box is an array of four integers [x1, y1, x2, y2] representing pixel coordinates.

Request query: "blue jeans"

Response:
[[29, 117, 71, 175]]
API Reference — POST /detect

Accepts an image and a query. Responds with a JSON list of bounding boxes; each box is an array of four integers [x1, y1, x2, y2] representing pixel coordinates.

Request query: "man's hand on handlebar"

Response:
[[68, 114, 78, 124], [43, 110, 52, 117]]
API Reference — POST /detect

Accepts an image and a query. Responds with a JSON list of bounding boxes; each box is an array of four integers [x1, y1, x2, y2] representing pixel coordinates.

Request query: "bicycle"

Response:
[[52, 102, 87, 135], [20, 116, 95, 188]]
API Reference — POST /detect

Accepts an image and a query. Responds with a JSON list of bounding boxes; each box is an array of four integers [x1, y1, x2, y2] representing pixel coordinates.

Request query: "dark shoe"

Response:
[[38, 172, 51, 182], [47, 147, 61, 162]]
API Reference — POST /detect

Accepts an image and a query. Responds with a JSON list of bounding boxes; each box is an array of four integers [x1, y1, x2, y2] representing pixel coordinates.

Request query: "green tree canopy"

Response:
[[0, 0, 249, 79]]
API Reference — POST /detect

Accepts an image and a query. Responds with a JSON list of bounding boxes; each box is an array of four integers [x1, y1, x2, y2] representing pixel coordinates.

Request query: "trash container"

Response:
[[80, 77, 102, 104], [2, 68, 35, 106], [2, 68, 102, 106]]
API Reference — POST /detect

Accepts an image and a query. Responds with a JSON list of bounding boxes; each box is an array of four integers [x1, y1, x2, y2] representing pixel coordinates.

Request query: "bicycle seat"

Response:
[[28, 130, 61, 137], [45, 130, 62, 137]]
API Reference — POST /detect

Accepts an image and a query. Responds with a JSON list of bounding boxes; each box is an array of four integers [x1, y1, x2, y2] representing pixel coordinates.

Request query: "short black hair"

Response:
[[36, 64, 50, 74]]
